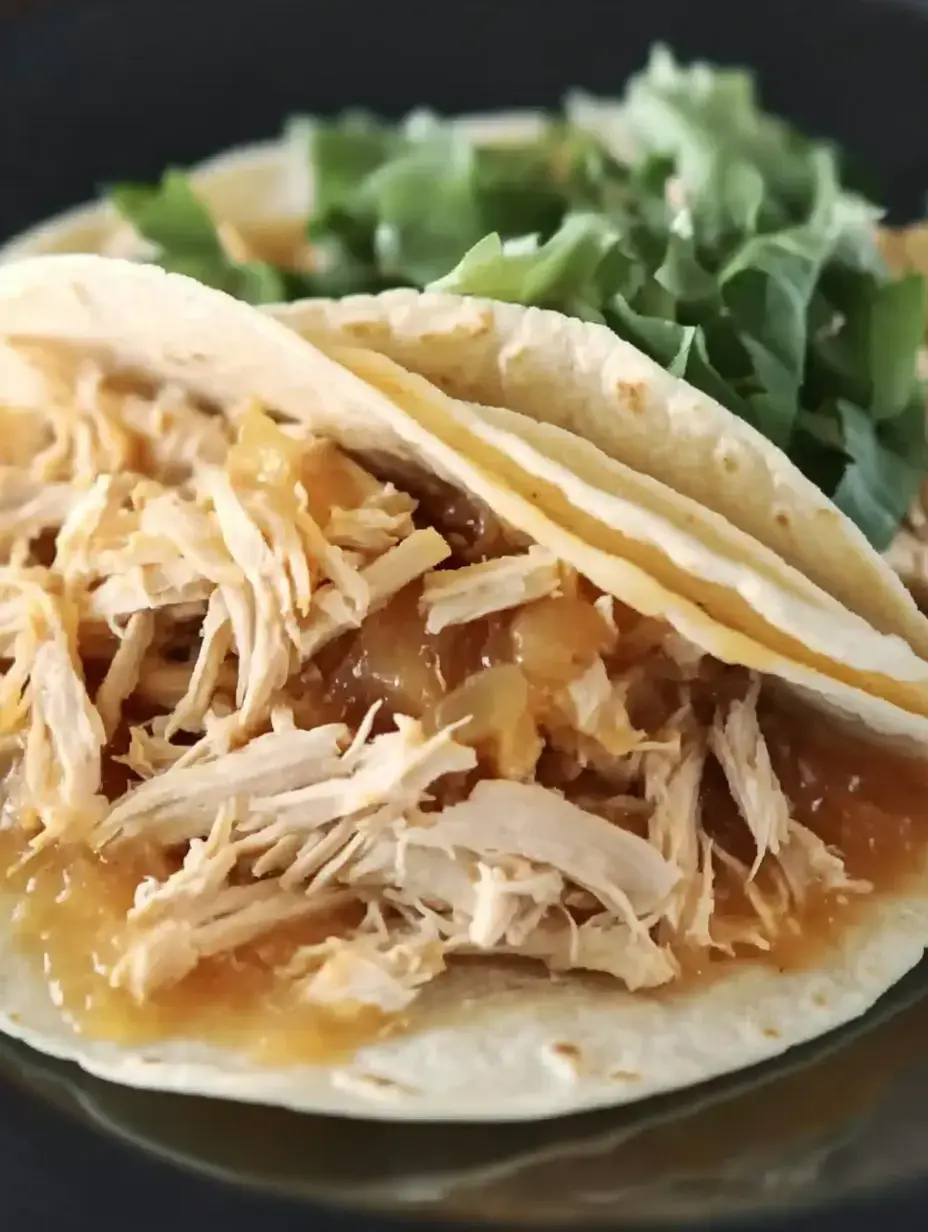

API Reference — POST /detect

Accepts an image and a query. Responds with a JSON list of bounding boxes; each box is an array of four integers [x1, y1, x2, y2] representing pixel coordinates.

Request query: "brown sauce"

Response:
[[300, 441, 374, 526], [759, 703, 928, 970], [669, 703, 928, 985]]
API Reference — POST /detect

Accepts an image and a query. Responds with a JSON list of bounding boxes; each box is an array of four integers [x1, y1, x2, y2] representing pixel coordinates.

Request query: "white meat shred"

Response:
[[111, 803, 353, 1002], [286, 929, 447, 1013], [710, 681, 792, 877], [1, 582, 107, 844], [420, 546, 562, 633]]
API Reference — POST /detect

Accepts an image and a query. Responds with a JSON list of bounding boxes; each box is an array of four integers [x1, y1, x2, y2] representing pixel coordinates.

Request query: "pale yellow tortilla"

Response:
[[3, 256, 928, 744], [270, 290, 928, 665], [1, 254, 928, 1121], [310, 338, 928, 720], [7, 109, 920, 663]]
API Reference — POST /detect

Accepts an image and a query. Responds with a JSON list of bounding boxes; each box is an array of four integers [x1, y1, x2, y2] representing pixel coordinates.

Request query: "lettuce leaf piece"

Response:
[[310, 112, 405, 216], [624, 44, 825, 215], [832, 400, 925, 550], [347, 121, 575, 286], [654, 217, 718, 306], [428, 213, 617, 314], [605, 290, 690, 366], [720, 223, 838, 445], [859, 276, 926, 418], [111, 172, 286, 304], [813, 274, 926, 420], [359, 130, 490, 284]]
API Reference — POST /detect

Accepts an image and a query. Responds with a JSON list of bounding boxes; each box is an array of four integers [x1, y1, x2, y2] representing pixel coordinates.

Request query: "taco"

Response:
[[0, 254, 927, 1124]]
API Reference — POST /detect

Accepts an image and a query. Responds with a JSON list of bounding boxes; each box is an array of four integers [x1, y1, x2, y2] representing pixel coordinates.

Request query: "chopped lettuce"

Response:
[[111, 173, 288, 304], [110, 45, 928, 550]]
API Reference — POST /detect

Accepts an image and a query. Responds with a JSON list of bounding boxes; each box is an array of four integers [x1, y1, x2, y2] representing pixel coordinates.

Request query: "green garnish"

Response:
[[110, 172, 289, 305], [110, 45, 927, 550]]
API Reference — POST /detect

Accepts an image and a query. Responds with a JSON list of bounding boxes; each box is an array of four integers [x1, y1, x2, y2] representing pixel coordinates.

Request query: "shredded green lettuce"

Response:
[[110, 173, 288, 304], [110, 45, 928, 550]]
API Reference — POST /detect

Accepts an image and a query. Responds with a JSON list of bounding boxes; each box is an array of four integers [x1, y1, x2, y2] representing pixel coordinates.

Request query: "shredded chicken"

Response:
[[287, 929, 447, 1013], [400, 781, 680, 920], [562, 657, 653, 756], [420, 546, 562, 633], [3, 583, 108, 844], [0, 342, 870, 1023], [710, 681, 791, 877], [646, 739, 712, 939], [112, 803, 353, 1002], [0, 470, 77, 558], [516, 916, 680, 990], [298, 528, 451, 657], [324, 484, 416, 554], [95, 611, 155, 738], [97, 722, 355, 847]]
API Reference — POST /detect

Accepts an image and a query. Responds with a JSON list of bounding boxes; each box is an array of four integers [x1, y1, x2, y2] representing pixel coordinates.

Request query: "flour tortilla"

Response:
[[8, 137, 928, 703], [0, 140, 300, 264], [270, 290, 928, 667], [1, 254, 928, 1121], [62, 970, 917, 1206], [7, 126, 923, 670], [311, 338, 928, 719]]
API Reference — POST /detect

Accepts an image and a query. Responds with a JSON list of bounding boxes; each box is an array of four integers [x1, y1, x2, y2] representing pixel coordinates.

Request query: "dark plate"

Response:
[[5, 962, 928, 1227], [3, 2, 928, 1229]]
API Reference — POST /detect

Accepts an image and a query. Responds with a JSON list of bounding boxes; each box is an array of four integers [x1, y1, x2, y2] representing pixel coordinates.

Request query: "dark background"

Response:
[[2, 1, 928, 1228], [3, 0, 928, 241]]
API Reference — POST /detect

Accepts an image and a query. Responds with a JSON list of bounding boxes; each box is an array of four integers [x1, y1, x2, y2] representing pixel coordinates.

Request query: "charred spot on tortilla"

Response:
[[547, 1040, 583, 1066], [332, 1070, 419, 1099], [616, 381, 646, 417]]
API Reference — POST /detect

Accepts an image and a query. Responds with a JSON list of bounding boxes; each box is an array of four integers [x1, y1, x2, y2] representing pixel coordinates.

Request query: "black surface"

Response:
[[4, 1, 928, 1229], [2, 0, 928, 240], [7, 969, 928, 1230], [0, 1078, 919, 1232]]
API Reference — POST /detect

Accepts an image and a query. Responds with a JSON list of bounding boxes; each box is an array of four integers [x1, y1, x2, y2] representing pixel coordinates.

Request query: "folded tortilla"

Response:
[[0, 255, 927, 1123], [272, 290, 928, 662]]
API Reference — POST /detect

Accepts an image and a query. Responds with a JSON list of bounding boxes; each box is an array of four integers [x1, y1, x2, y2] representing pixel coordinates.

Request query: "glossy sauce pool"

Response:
[[0, 830, 394, 1064], [758, 702, 928, 967], [676, 700, 928, 981]]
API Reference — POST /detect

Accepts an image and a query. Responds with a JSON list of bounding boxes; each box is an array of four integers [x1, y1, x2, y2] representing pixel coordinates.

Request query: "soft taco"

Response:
[[0, 254, 928, 1124]]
